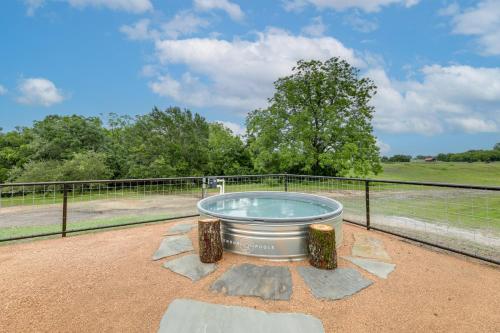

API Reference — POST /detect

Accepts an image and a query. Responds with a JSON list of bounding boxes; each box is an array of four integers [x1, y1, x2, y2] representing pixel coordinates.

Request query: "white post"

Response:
[[216, 179, 225, 194]]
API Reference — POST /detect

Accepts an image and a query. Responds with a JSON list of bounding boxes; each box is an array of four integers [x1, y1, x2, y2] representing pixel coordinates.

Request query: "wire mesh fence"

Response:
[[65, 178, 203, 232], [0, 174, 498, 264], [0, 178, 204, 241], [284, 175, 367, 224], [368, 180, 500, 263]]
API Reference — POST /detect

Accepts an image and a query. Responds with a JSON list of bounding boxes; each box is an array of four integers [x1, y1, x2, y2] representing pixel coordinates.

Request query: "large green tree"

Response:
[[122, 107, 210, 177], [30, 115, 107, 161], [104, 113, 134, 179], [247, 58, 381, 176], [8, 151, 112, 182], [0, 127, 33, 182], [207, 123, 251, 175]]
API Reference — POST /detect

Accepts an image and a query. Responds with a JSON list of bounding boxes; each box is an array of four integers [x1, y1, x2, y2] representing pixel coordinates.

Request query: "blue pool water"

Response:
[[202, 197, 337, 219]]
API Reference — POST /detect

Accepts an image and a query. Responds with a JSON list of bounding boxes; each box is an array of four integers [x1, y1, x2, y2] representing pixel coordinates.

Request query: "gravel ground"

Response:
[[0, 220, 499, 333]]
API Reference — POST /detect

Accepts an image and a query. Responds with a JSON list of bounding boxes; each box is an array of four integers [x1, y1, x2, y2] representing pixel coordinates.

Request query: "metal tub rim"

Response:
[[197, 191, 343, 223]]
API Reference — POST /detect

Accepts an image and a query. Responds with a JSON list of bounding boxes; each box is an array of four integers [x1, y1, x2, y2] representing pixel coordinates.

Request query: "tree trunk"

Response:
[[198, 218, 223, 263], [308, 223, 337, 269]]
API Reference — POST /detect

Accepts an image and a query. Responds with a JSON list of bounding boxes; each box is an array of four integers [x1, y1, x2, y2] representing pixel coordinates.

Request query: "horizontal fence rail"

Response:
[[0, 174, 498, 265]]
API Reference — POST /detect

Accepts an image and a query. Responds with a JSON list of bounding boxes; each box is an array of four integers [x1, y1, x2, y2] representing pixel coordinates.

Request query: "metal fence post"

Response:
[[365, 180, 370, 230], [284, 173, 288, 192], [62, 184, 68, 237]]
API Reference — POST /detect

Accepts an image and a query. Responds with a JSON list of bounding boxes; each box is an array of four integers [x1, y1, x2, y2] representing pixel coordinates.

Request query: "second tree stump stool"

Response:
[[308, 223, 337, 269]]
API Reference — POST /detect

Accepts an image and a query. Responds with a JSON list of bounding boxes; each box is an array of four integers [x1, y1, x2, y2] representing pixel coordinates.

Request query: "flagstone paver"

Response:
[[163, 254, 217, 281], [351, 233, 391, 261], [342, 256, 395, 279], [297, 267, 373, 300], [152, 235, 193, 260], [157, 299, 325, 333], [211, 263, 292, 300], [165, 223, 197, 235]]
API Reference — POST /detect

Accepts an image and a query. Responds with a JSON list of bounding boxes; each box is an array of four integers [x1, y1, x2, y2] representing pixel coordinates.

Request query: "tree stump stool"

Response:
[[198, 218, 223, 263], [308, 223, 337, 270]]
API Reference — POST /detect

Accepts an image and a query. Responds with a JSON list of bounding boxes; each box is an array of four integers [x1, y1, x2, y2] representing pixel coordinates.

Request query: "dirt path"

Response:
[[1, 221, 499, 332], [0, 195, 199, 227]]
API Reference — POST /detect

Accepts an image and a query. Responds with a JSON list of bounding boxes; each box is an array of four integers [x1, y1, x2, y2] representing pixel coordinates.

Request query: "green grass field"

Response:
[[375, 161, 500, 186]]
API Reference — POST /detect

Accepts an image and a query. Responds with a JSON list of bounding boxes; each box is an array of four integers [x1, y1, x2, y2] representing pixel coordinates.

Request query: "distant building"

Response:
[[424, 157, 436, 162]]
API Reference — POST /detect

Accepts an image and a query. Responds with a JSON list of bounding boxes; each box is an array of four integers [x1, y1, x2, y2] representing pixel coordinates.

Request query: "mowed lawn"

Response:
[[374, 161, 500, 186]]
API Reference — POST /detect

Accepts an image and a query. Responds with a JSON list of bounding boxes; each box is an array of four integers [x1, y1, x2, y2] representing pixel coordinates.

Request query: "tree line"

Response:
[[0, 58, 383, 183], [380, 144, 500, 163], [436, 144, 500, 163], [0, 109, 252, 183], [381, 155, 412, 163]]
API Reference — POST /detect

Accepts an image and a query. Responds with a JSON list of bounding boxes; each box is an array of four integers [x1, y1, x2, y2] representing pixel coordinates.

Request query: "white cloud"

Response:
[[149, 72, 268, 111], [0, 85, 7, 96], [24, 0, 44, 16], [369, 65, 500, 134], [376, 139, 391, 155], [438, 3, 460, 17], [149, 74, 182, 100], [68, 0, 152, 12], [283, 0, 419, 13], [445, 0, 500, 56], [17, 78, 65, 107], [194, 0, 244, 21], [447, 117, 497, 133], [25, 0, 152, 15], [344, 12, 378, 32], [217, 121, 246, 136], [150, 28, 361, 112], [140, 64, 158, 77], [301, 16, 327, 37], [162, 11, 210, 39], [121, 12, 209, 41], [120, 19, 158, 41]]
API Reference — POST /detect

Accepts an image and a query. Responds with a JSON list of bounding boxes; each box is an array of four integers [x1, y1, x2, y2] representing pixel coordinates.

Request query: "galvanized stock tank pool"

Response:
[[197, 192, 343, 260]]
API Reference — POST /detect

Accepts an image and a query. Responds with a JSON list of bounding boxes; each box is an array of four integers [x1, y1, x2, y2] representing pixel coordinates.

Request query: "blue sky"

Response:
[[0, 0, 499, 156]]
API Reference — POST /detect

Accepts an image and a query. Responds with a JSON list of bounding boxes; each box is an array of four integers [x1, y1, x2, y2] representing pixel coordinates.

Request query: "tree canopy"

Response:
[[247, 58, 381, 176], [119, 107, 210, 178], [436, 148, 500, 163], [0, 107, 251, 183], [0, 127, 33, 182], [8, 151, 112, 182], [381, 155, 412, 163], [207, 123, 251, 176], [30, 115, 106, 161]]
